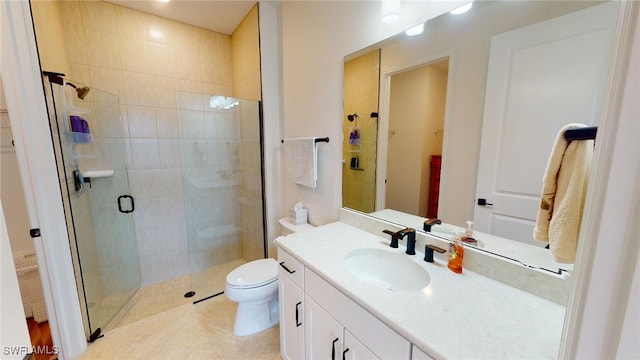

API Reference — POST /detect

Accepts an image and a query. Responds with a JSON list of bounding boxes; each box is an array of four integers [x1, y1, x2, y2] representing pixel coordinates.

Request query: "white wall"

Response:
[[0, 201, 32, 359], [279, 1, 464, 226], [0, 152, 33, 255], [0, 81, 34, 256], [258, 2, 285, 257]]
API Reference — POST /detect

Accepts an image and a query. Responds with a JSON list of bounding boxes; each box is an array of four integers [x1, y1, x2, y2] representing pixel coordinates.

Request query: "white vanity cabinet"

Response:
[[305, 295, 378, 360], [278, 248, 305, 360], [344, 330, 378, 360], [305, 270, 410, 359], [304, 295, 345, 359], [278, 247, 412, 360]]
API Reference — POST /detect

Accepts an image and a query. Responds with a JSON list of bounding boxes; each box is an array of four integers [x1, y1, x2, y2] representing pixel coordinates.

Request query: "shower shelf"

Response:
[[62, 101, 95, 158], [68, 131, 93, 144], [65, 105, 90, 115], [82, 170, 114, 179]]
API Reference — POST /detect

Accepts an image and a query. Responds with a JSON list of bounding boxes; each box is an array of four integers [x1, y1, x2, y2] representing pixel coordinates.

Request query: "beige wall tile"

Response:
[[151, 76, 178, 109], [156, 109, 179, 139], [123, 72, 156, 106], [88, 67, 124, 98], [62, 23, 88, 66], [115, 6, 147, 39], [174, 22, 199, 51], [147, 42, 177, 78], [31, 1, 71, 74], [146, 15, 175, 46], [85, 29, 122, 69], [58, 0, 82, 26], [119, 36, 149, 73], [231, 4, 260, 101], [69, 64, 91, 87], [80, 1, 118, 33], [126, 106, 157, 139]]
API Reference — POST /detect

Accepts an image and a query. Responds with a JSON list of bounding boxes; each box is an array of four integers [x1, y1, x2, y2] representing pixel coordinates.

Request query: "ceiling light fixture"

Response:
[[405, 23, 424, 36], [382, 0, 401, 23], [450, 1, 473, 15]]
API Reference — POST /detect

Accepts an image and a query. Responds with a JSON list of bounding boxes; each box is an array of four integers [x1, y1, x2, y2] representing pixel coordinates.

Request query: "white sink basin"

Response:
[[343, 248, 430, 291]]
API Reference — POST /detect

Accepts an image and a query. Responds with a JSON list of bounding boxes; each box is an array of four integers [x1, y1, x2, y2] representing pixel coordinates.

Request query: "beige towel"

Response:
[[283, 137, 318, 189], [533, 124, 593, 263]]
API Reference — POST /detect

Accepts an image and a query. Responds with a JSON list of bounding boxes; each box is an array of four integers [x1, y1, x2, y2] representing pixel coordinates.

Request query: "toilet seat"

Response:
[[226, 258, 278, 289]]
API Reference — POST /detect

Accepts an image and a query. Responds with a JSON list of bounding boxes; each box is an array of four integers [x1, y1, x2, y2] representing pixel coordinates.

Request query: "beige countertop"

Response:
[[275, 221, 566, 359]]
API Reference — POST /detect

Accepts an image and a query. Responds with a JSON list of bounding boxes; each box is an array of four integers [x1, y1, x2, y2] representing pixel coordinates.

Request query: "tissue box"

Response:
[[289, 208, 308, 225]]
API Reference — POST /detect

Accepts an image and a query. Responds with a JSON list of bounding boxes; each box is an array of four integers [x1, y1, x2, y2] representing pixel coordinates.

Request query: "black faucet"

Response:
[[423, 218, 442, 232], [382, 228, 417, 255]]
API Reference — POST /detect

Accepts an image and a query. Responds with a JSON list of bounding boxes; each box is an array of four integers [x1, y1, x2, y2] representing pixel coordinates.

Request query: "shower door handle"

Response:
[[118, 195, 135, 214]]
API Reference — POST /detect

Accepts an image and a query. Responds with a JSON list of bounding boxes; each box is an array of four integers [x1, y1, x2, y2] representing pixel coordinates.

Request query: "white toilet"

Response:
[[225, 217, 314, 336]]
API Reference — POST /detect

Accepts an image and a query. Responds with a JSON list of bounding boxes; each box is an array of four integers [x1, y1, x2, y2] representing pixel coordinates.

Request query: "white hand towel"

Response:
[[533, 123, 593, 263], [284, 137, 318, 189]]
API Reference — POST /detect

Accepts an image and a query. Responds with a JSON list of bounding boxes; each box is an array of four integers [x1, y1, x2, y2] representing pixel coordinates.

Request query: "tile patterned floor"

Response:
[[103, 260, 245, 332], [78, 260, 280, 359]]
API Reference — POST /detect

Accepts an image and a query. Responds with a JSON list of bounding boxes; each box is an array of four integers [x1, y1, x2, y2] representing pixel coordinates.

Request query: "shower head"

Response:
[[76, 86, 91, 100], [66, 82, 91, 100]]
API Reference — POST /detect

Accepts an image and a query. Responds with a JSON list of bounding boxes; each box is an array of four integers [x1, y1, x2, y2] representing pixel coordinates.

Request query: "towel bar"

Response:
[[281, 137, 330, 143], [564, 126, 597, 141]]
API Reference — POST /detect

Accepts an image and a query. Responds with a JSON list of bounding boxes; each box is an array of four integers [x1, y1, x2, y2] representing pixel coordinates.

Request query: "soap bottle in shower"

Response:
[[447, 232, 464, 274]]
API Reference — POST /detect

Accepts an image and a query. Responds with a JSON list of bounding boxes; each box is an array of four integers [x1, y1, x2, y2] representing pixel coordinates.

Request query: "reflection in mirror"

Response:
[[342, 1, 619, 273], [386, 59, 448, 218], [342, 50, 380, 213]]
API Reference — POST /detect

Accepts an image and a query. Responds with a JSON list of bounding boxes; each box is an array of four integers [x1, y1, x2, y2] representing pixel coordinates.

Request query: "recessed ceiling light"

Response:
[[158, 0, 170, 3], [382, 0, 401, 23], [405, 23, 424, 36], [450, 1, 473, 15]]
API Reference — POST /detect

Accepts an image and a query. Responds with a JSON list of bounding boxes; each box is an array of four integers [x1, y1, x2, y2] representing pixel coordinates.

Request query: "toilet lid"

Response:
[[226, 258, 278, 288]]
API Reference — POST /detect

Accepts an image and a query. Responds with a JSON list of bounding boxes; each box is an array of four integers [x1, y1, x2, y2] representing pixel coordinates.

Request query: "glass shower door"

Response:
[[176, 91, 265, 301], [45, 74, 140, 339]]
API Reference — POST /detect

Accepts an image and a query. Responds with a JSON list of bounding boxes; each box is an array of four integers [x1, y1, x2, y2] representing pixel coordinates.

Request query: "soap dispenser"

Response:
[[461, 220, 477, 244], [447, 232, 464, 274]]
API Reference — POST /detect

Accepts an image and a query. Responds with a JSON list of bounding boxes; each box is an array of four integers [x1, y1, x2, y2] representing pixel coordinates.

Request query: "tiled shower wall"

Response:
[[47, 1, 262, 286], [176, 91, 243, 273], [342, 50, 380, 213]]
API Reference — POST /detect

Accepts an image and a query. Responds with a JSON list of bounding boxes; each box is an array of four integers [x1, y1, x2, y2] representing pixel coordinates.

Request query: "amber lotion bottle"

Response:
[[447, 233, 464, 274]]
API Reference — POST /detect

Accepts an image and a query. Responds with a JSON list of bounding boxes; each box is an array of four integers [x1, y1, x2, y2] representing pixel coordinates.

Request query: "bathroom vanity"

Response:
[[275, 209, 567, 359]]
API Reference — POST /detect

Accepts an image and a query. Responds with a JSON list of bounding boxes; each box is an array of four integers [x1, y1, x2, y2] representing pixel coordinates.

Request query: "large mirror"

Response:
[[342, 0, 619, 272]]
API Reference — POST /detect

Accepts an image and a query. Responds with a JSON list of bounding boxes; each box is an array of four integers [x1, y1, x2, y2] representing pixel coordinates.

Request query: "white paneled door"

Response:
[[473, 2, 618, 246]]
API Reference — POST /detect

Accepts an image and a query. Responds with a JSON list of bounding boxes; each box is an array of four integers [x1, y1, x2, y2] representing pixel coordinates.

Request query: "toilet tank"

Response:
[[278, 217, 315, 236]]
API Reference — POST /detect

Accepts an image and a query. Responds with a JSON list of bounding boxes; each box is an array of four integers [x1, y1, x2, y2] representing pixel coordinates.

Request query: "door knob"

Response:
[[477, 198, 493, 206]]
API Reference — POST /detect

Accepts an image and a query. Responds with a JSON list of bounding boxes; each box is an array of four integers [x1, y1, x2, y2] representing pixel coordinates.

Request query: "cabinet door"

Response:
[[343, 330, 379, 360], [305, 295, 344, 360], [279, 272, 305, 360], [305, 270, 411, 359]]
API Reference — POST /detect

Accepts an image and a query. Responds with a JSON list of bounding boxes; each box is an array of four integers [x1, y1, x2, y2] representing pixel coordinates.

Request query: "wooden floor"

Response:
[[26, 318, 56, 360]]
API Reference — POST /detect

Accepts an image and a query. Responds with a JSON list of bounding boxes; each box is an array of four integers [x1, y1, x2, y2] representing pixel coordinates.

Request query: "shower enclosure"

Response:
[[43, 73, 266, 339], [176, 91, 266, 299], [44, 72, 140, 340]]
